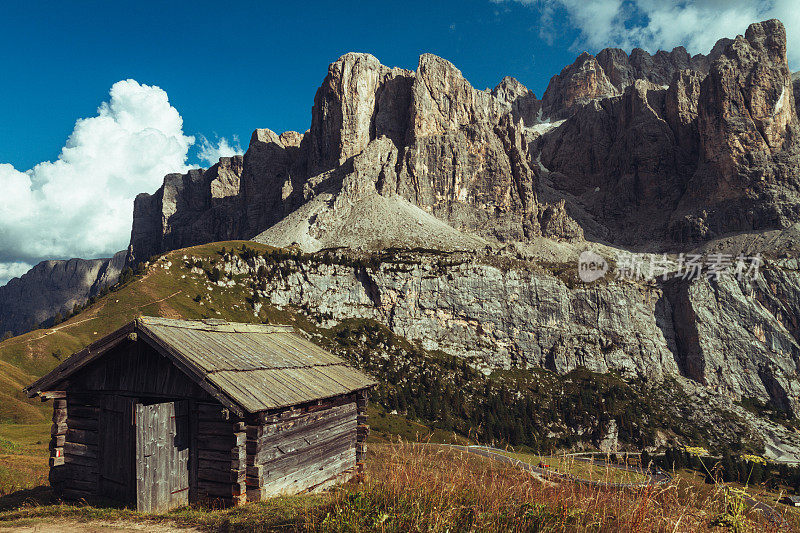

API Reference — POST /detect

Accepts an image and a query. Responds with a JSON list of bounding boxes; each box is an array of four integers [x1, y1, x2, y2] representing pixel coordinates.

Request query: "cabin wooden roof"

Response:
[[25, 316, 376, 416]]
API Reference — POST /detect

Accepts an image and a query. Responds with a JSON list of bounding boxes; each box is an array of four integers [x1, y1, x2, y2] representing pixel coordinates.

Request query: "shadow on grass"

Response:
[[0, 486, 54, 512], [0, 486, 130, 513], [0, 486, 321, 532]]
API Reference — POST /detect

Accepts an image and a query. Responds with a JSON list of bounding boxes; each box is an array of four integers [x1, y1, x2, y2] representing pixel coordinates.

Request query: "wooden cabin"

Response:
[[25, 317, 376, 512]]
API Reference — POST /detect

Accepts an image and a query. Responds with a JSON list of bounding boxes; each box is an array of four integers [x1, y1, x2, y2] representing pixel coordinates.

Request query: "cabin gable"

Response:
[[66, 338, 211, 399]]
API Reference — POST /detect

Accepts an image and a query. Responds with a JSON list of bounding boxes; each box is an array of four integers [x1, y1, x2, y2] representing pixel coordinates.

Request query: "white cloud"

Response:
[[0, 79, 194, 283], [0, 262, 33, 287], [501, 0, 800, 69], [196, 135, 244, 165]]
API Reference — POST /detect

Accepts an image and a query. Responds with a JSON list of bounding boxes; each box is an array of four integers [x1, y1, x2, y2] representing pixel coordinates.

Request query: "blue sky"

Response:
[[0, 0, 796, 284], [0, 0, 578, 172]]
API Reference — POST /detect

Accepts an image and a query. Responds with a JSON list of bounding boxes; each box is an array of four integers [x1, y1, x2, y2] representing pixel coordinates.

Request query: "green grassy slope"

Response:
[[0, 241, 286, 423]]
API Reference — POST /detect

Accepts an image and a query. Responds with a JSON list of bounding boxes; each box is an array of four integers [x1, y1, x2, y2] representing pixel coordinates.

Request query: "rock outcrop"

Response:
[[793, 71, 800, 117], [491, 76, 541, 125], [0, 251, 126, 336], [672, 19, 800, 240], [540, 52, 620, 120], [128, 157, 245, 264], [538, 78, 694, 242], [199, 248, 800, 458], [395, 54, 544, 241], [129, 51, 582, 261], [128, 20, 800, 257], [537, 19, 800, 244], [541, 39, 731, 119]]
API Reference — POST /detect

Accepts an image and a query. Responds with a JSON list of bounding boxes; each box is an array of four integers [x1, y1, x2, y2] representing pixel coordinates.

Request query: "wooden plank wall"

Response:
[[246, 394, 358, 501], [194, 401, 247, 505], [52, 394, 101, 500], [50, 340, 218, 505], [99, 396, 135, 504], [135, 401, 190, 512]]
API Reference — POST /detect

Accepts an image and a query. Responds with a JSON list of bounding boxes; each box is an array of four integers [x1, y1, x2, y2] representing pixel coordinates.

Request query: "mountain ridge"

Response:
[[1, 240, 793, 460], [0, 251, 126, 337], [127, 19, 800, 261]]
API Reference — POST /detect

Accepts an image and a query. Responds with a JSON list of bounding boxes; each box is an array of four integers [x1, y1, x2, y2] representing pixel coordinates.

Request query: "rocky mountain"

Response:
[[160, 244, 798, 459], [539, 19, 800, 244], [0, 251, 126, 336], [117, 17, 800, 458], [126, 49, 589, 263], [127, 19, 800, 260], [539, 39, 732, 120]]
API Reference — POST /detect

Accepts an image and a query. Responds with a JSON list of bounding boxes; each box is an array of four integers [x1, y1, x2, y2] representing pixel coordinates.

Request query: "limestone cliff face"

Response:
[[0, 251, 125, 336], [541, 52, 620, 119], [538, 78, 695, 242], [396, 54, 544, 241], [793, 71, 800, 117], [129, 20, 800, 256], [540, 39, 730, 119], [128, 157, 245, 264], [536, 20, 800, 244], [491, 76, 541, 125], [307, 53, 412, 173], [204, 249, 800, 456], [129, 50, 581, 262], [672, 19, 800, 240]]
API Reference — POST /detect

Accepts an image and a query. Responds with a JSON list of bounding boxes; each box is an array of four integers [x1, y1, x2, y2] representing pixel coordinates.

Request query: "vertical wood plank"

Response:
[[135, 403, 147, 512], [135, 401, 190, 513]]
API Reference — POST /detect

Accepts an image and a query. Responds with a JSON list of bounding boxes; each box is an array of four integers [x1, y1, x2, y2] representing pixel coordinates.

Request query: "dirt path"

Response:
[[0, 520, 200, 533]]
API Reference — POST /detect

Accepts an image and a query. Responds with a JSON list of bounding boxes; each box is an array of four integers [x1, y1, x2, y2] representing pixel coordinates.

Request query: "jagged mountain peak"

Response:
[[540, 29, 738, 120], [125, 18, 800, 263]]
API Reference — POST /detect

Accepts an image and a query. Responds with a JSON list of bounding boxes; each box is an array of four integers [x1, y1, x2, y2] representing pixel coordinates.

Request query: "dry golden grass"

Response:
[[0, 440, 793, 532], [0, 423, 49, 497], [310, 443, 788, 532]]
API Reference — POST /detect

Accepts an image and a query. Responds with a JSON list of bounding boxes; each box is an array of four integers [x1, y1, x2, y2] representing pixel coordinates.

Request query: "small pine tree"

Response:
[[722, 452, 735, 482], [118, 266, 134, 286], [750, 461, 764, 485]]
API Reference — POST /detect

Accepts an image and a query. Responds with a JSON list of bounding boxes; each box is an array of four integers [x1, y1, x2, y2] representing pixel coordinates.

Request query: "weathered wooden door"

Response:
[[135, 401, 189, 512]]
